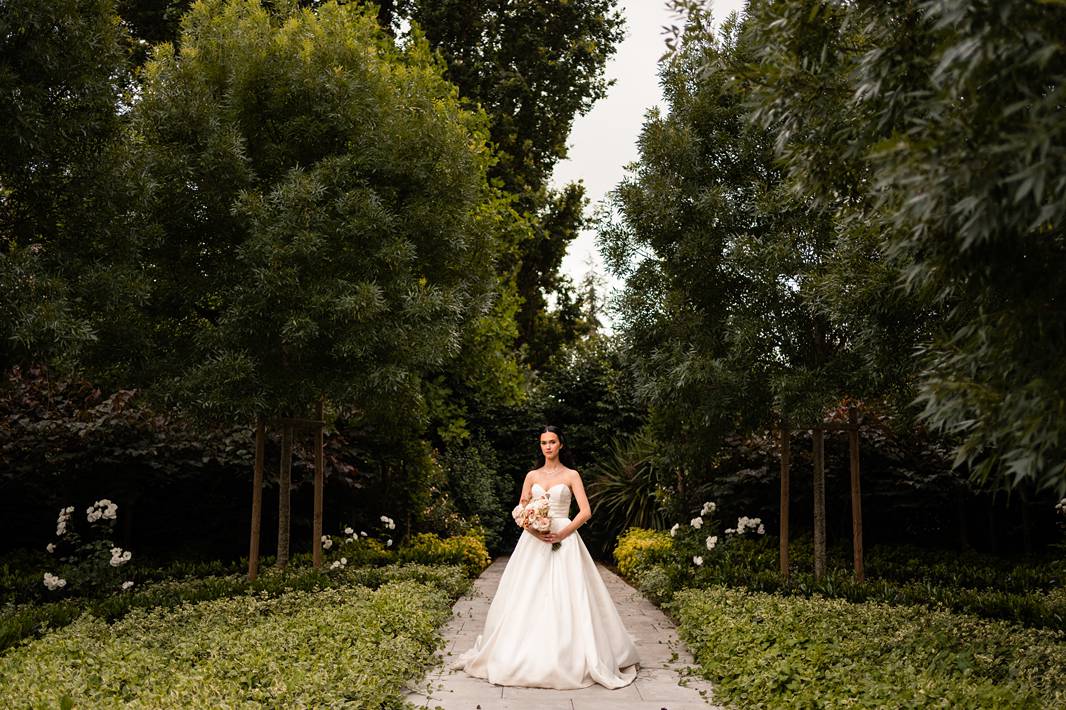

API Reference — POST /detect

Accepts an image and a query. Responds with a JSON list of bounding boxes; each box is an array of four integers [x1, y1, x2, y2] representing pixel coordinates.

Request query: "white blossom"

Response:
[[725, 528, 736, 535], [1056, 498, 1066, 515], [706, 535, 718, 550], [109, 547, 132, 567], [700, 501, 717, 516], [386, 538, 393, 547], [692, 556, 703, 566], [43, 572, 66, 591], [321, 535, 333, 550], [690, 517, 703, 529], [121, 581, 134, 590], [669, 523, 680, 537], [87, 499, 119, 523], [56, 506, 74, 537], [735, 515, 764, 535], [344, 527, 354, 535], [46, 543, 55, 553], [360, 531, 367, 537]]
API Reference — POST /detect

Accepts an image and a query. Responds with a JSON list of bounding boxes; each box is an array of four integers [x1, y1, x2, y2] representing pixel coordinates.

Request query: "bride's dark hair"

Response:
[[536, 425, 576, 468]]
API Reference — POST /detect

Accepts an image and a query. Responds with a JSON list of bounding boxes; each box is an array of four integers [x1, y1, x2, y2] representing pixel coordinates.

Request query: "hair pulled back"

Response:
[[536, 425, 576, 468]]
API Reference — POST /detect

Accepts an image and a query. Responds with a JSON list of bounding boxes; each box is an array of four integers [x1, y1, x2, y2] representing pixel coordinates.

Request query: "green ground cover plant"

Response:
[[0, 562, 469, 654], [0, 580, 451, 708], [674, 586, 1066, 709]]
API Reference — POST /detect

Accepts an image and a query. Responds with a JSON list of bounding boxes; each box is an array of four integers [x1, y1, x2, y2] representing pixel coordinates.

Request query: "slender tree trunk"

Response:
[[277, 423, 293, 569], [248, 418, 265, 581], [312, 400, 325, 569], [779, 425, 790, 579], [848, 408, 863, 582], [813, 428, 827, 582]]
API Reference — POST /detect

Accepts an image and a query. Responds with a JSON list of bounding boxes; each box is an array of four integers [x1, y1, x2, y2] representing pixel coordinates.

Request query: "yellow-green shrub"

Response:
[[613, 527, 673, 579], [398, 532, 490, 577]]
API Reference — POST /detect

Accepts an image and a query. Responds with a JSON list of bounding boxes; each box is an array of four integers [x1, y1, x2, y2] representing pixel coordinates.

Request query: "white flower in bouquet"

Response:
[[514, 493, 558, 549], [690, 517, 703, 529], [706, 535, 718, 550], [522, 494, 552, 532], [692, 556, 703, 566], [670, 523, 680, 537], [43, 572, 66, 591]]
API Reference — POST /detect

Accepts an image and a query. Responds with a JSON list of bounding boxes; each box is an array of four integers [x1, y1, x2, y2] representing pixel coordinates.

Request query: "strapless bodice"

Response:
[[532, 482, 572, 518]]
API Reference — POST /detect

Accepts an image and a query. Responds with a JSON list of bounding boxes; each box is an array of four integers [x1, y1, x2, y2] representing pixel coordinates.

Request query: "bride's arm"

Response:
[[519, 470, 535, 505], [552, 471, 591, 542]]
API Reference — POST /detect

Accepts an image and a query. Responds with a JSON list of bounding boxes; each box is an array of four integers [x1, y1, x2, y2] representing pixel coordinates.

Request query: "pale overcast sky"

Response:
[[550, 0, 747, 325]]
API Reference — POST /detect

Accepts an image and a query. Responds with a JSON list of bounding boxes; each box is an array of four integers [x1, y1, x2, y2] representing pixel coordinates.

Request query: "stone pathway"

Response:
[[405, 557, 723, 710]]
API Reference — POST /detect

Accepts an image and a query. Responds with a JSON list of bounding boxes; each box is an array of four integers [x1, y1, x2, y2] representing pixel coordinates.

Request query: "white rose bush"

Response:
[[615, 500, 771, 605], [325, 512, 399, 570], [41, 498, 137, 596]]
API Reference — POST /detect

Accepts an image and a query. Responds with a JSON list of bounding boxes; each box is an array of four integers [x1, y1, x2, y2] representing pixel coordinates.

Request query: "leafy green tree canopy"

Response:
[[742, 0, 1066, 494], [0, 0, 133, 368], [128, 0, 503, 423], [600, 14, 892, 470]]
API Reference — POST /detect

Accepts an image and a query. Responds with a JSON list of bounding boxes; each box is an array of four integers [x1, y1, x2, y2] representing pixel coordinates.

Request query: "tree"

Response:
[[124, 0, 504, 426], [397, 0, 624, 368], [600, 14, 896, 475], [110, 0, 626, 370], [741, 0, 1066, 495], [0, 0, 135, 370]]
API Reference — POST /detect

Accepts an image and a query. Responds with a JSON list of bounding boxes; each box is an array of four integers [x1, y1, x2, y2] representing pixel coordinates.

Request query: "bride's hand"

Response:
[[546, 530, 569, 544]]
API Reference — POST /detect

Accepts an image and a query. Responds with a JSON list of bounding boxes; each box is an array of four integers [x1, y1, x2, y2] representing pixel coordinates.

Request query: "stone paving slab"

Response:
[[405, 556, 723, 710]]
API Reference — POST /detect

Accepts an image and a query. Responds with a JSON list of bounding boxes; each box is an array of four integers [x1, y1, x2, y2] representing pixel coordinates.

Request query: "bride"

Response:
[[455, 425, 640, 689]]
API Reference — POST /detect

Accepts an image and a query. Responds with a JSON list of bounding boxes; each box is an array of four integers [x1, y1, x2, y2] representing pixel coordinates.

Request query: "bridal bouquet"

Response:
[[512, 493, 560, 550]]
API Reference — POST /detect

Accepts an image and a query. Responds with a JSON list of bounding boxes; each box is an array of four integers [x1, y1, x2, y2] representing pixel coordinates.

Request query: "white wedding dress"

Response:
[[455, 482, 640, 689]]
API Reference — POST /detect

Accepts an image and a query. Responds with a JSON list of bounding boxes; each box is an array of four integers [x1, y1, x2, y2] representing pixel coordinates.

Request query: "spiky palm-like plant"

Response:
[[587, 432, 666, 545]]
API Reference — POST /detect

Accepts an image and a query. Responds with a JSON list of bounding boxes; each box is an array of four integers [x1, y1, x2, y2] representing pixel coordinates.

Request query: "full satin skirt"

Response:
[[455, 517, 640, 689]]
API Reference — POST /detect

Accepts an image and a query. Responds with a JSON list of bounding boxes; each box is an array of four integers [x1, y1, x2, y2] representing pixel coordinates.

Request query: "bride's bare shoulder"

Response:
[[565, 468, 581, 480]]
